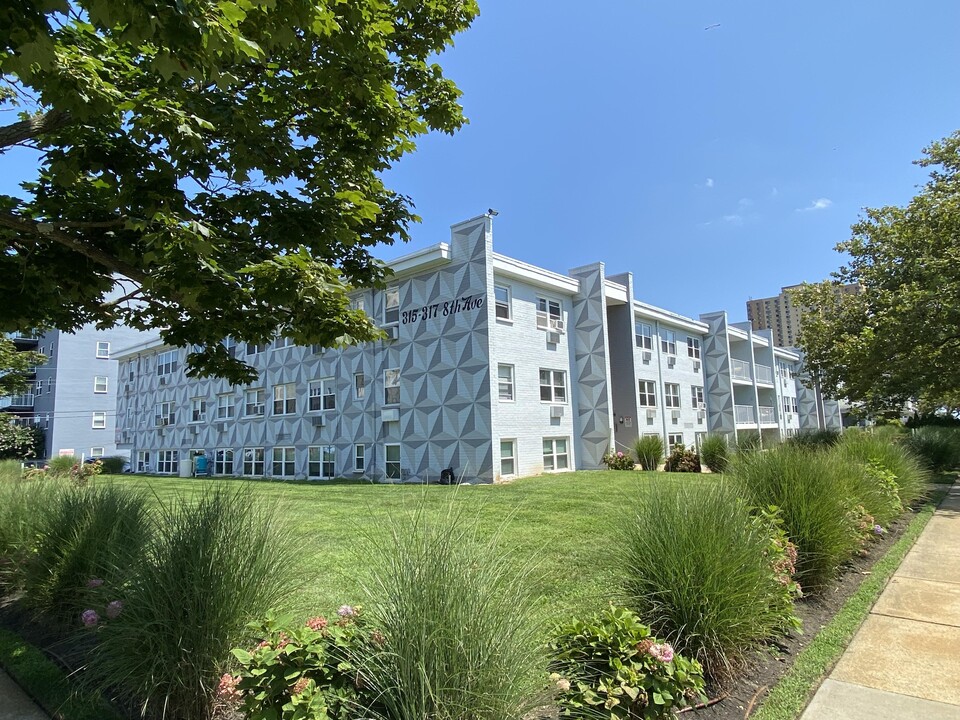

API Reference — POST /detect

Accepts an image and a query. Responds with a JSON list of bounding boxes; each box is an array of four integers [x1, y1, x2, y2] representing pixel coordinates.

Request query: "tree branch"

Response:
[[0, 109, 72, 150]]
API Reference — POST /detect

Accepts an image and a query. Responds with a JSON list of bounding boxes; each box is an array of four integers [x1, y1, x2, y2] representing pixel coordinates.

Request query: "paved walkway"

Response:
[[801, 482, 960, 720], [0, 669, 48, 720]]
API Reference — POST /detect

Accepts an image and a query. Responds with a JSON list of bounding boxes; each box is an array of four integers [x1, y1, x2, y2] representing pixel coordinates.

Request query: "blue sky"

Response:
[[380, 1, 960, 320], [4, 2, 959, 323]]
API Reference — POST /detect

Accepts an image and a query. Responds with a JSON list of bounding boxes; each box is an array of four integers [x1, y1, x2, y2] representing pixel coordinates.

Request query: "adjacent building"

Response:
[[114, 215, 841, 482], [746, 283, 860, 347]]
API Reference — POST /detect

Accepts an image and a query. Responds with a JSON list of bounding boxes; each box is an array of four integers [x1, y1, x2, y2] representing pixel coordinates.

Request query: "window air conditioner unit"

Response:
[[646, 408, 656, 419], [381, 408, 400, 423], [667, 356, 676, 368], [698, 402, 706, 411], [693, 361, 701, 373], [672, 409, 681, 421], [642, 351, 651, 363], [310, 416, 325, 427], [786, 414, 793, 422], [384, 326, 399, 341], [216, 422, 225, 432], [190, 426, 198, 435], [546, 331, 561, 345], [159, 377, 167, 386], [549, 318, 565, 333], [550, 405, 564, 418]]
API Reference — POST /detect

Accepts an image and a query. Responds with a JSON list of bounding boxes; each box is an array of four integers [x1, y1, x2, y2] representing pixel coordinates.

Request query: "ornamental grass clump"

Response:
[[836, 430, 930, 506], [0, 474, 56, 591], [90, 484, 298, 720], [634, 436, 664, 471], [621, 480, 800, 683], [903, 427, 960, 472], [731, 446, 862, 592], [699, 435, 729, 473], [361, 499, 548, 720]]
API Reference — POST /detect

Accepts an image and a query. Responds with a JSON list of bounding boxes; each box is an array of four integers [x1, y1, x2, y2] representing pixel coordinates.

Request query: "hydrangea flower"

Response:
[[556, 678, 571, 692], [306, 616, 328, 631], [648, 642, 674, 663], [216, 673, 242, 704], [291, 677, 311, 695], [873, 524, 886, 536], [106, 600, 123, 619], [81, 609, 99, 627], [86, 577, 104, 589], [337, 605, 357, 618]]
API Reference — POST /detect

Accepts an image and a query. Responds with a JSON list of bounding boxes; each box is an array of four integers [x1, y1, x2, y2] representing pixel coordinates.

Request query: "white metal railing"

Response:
[[0, 393, 35, 408], [759, 406, 776, 424], [755, 364, 774, 384], [731, 358, 752, 381], [735, 404, 756, 424]]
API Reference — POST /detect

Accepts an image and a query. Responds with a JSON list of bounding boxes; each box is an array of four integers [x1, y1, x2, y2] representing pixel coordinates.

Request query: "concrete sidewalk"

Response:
[[801, 483, 960, 720], [0, 669, 48, 720]]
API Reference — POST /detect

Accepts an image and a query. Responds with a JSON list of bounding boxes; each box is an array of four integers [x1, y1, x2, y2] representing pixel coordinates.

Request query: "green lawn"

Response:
[[106, 470, 665, 623]]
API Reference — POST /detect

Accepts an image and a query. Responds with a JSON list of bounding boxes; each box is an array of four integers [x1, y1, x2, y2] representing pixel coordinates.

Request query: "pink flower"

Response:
[[216, 673, 242, 704], [337, 605, 357, 619], [648, 643, 674, 663], [556, 678, 571, 692], [873, 524, 886, 536], [86, 578, 104, 588], [291, 677, 310, 695], [306, 616, 328, 631], [81, 609, 99, 627], [106, 600, 123, 619], [617, 451, 624, 457]]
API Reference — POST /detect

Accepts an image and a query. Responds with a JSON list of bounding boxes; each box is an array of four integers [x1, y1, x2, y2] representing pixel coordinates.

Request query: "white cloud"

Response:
[[722, 214, 743, 225], [705, 177, 714, 188], [797, 197, 832, 212]]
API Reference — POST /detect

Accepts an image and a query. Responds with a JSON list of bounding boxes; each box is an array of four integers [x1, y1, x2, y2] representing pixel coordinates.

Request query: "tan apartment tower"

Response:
[[747, 283, 860, 347]]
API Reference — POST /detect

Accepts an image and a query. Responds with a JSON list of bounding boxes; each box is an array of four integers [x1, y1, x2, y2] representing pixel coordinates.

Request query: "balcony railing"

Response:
[[759, 405, 776, 424], [0, 393, 35, 409], [735, 404, 756, 424], [731, 358, 752, 381], [755, 364, 774, 384]]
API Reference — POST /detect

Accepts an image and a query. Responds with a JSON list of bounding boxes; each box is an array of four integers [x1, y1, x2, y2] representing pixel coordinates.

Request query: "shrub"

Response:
[[361, 502, 548, 720], [46, 455, 78, 477], [837, 430, 930, 506], [549, 605, 706, 719], [99, 456, 127, 474], [621, 480, 801, 682], [903, 427, 960, 472], [663, 444, 701, 473], [20, 483, 150, 622], [785, 429, 841, 450], [634, 436, 664, 471], [90, 484, 298, 720], [603, 449, 636, 471], [231, 609, 382, 720], [699, 435, 729, 473], [731, 446, 862, 591]]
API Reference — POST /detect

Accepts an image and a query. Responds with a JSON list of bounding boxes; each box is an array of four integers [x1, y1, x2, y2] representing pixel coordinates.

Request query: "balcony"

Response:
[[735, 404, 756, 425], [4, 333, 39, 348], [731, 358, 752, 382], [759, 406, 776, 424], [0, 393, 35, 409], [755, 363, 774, 384]]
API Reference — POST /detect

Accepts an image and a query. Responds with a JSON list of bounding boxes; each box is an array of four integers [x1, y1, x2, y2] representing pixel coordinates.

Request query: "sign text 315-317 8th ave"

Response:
[[400, 295, 485, 325]]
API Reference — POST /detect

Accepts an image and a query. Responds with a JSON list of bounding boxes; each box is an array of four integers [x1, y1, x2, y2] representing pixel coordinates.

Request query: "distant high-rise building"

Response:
[[746, 283, 860, 347]]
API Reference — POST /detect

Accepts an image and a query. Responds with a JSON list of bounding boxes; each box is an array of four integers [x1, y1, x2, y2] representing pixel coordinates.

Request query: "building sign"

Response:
[[400, 295, 485, 325], [59, 449, 75, 457]]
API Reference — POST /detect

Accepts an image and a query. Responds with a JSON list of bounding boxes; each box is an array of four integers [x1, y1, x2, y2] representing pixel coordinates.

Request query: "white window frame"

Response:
[[354, 373, 366, 400], [638, 380, 657, 407], [536, 297, 563, 331], [246, 341, 269, 356], [384, 443, 401, 480], [214, 448, 234, 475], [157, 449, 179, 474], [384, 368, 400, 405], [274, 336, 294, 349], [661, 329, 677, 356], [90, 447, 104, 458], [668, 433, 684, 448], [384, 287, 400, 325], [96, 341, 110, 359], [308, 445, 337, 479], [273, 383, 296, 415], [691, 385, 705, 409], [309, 378, 336, 412], [543, 437, 570, 472], [216, 393, 235, 420], [155, 401, 175, 426], [497, 364, 515, 401], [157, 349, 178, 375], [635, 322, 653, 350], [190, 397, 207, 423], [136, 450, 151, 473], [664, 383, 681, 409], [494, 285, 512, 321], [272, 446, 296, 477], [354, 444, 365, 473], [539, 369, 567, 403], [687, 337, 702, 360], [245, 388, 265, 417], [242, 447, 265, 476], [500, 439, 516, 477]]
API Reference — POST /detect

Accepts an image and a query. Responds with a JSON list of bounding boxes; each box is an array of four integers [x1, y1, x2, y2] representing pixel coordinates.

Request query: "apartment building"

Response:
[[114, 215, 841, 483], [746, 283, 860, 347], [2, 325, 150, 460]]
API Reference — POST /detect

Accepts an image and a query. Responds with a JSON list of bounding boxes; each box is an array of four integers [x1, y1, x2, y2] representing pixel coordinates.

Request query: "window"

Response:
[[272, 447, 296, 477], [500, 439, 516, 476], [494, 285, 512, 321], [223, 339, 239, 358], [792, 398, 799, 414], [687, 337, 701, 360], [216, 393, 235, 420], [273, 383, 296, 415], [90, 447, 104, 458], [246, 341, 268, 355], [635, 322, 653, 350], [274, 336, 294, 349], [351, 296, 365, 314], [35, 380, 42, 396], [136, 450, 151, 473], [539, 369, 567, 403], [638, 380, 657, 407], [691, 386, 705, 410], [498, 364, 515, 401], [309, 446, 336, 479], [155, 401, 175, 426], [245, 388, 265, 417], [384, 368, 400, 405], [215, 449, 234, 475], [668, 433, 684, 448], [96, 341, 110, 359], [242, 447, 265, 476], [309, 379, 336, 412], [543, 437, 569, 471], [157, 450, 179, 474], [354, 373, 366, 400], [157, 349, 178, 375], [783, 398, 792, 415], [354, 444, 365, 473], [190, 397, 207, 423], [664, 383, 681, 408], [536, 297, 562, 330], [385, 444, 401, 480], [661, 329, 677, 355], [384, 287, 400, 325]]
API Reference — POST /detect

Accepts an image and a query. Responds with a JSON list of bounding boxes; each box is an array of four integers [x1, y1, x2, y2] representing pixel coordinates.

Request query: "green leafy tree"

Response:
[[0, 337, 46, 459], [0, 0, 478, 382], [794, 131, 960, 413]]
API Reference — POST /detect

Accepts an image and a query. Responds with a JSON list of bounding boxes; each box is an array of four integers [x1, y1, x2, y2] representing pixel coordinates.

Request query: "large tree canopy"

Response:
[[0, 0, 478, 382], [793, 131, 960, 414]]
